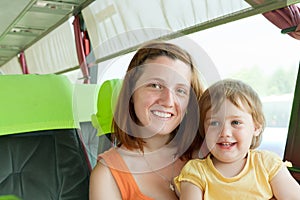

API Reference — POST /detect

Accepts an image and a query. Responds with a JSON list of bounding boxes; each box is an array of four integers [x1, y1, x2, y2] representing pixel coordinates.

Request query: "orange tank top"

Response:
[[99, 148, 154, 200]]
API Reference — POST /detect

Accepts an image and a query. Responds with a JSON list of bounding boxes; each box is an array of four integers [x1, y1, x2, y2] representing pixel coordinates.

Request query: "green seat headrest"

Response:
[[0, 74, 79, 136], [91, 79, 122, 136]]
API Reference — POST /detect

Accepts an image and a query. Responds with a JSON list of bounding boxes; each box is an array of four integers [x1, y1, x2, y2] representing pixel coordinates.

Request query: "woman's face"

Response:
[[132, 56, 192, 137]]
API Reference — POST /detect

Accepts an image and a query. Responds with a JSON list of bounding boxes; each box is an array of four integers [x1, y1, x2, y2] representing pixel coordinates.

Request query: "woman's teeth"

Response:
[[152, 111, 172, 118]]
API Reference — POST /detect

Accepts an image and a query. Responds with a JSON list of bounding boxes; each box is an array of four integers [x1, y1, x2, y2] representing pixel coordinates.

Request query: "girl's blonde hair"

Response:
[[199, 79, 265, 149]]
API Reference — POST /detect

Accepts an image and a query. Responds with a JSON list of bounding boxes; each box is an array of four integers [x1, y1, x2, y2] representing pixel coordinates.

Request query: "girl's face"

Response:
[[204, 99, 260, 164], [132, 56, 192, 137]]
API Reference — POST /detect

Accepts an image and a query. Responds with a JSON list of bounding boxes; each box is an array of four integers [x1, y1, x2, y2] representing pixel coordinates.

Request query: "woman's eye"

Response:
[[176, 88, 188, 95], [149, 83, 161, 89]]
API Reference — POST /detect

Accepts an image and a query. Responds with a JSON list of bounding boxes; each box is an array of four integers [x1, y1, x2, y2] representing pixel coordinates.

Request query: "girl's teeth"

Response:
[[221, 143, 232, 146]]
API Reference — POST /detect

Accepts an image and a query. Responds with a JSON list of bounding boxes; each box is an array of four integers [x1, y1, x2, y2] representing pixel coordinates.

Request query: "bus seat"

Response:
[[0, 195, 20, 200], [0, 74, 91, 200], [91, 79, 122, 155]]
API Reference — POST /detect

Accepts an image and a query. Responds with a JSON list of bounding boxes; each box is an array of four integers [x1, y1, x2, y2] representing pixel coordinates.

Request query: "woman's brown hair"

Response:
[[112, 40, 205, 160]]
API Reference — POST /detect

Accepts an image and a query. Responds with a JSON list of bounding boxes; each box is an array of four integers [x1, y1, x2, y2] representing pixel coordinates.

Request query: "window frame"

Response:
[[284, 63, 300, 182]]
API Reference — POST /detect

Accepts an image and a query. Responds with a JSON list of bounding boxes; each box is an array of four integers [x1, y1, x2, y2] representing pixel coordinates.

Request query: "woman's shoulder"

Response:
[[91, 158, 111, 178], [92, 148, 119, 180], [89, 168, 122, 199], [90, 151, 123, 199], [97, 147, 118, 160], [91, 147, 122, 187]]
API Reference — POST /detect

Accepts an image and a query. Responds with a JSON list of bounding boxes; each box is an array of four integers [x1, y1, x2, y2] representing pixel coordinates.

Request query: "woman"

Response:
[[89, 41, 205, 200]]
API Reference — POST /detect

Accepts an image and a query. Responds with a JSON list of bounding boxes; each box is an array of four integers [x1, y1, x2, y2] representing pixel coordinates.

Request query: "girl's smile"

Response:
[[205, 99, 260, 164]]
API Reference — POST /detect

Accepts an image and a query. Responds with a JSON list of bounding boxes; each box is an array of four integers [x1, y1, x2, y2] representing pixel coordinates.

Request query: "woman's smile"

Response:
[[132, 56, 191, 136], [151, 110, 173, 119]]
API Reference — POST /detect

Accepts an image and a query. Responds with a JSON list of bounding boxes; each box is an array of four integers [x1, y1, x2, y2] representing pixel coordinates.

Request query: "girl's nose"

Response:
[[219, 123, 232, 137]]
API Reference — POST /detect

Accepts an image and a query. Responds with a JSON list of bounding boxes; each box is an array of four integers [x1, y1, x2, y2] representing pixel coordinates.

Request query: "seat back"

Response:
[[0, 74, 90, 200], [91, 79, 122, 154]]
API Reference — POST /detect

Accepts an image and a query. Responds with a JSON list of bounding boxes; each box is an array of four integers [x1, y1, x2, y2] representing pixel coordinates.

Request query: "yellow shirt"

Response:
[[174, 150, 283, 200]]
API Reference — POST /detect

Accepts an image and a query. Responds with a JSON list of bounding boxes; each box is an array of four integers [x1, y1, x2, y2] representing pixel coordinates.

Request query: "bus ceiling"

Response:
[[0, 0, 299, 75], [0, 0, 94, 73]]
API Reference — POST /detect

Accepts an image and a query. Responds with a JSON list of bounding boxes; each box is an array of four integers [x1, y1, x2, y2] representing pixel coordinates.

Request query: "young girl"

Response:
[[174, 79, 300, 200]]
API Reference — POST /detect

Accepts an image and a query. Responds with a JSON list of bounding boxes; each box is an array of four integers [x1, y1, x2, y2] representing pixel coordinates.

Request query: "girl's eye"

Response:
[[210, 121, 220, 126], [231, 120, 241, 126]]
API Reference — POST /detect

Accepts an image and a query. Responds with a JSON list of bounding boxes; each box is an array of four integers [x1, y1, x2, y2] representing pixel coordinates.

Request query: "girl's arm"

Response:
[[179, 181, 203, 200], [270, 166, 300, 200]]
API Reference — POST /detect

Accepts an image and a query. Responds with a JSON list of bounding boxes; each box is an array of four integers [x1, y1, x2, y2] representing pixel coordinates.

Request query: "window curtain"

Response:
[[73, 15, 90, 84], [263, 4, 300, 40], [0, 57, 22, 74], [24, 20, 78, 74], [19, 51, 29, 74]]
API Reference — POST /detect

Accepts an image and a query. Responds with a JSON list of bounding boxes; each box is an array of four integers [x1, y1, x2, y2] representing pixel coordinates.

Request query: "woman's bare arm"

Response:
[[89, 161, 122, 200]]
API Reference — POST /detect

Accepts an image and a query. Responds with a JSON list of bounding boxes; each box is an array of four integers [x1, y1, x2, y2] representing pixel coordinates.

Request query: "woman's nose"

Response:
[[159, 88, 175, 107]]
